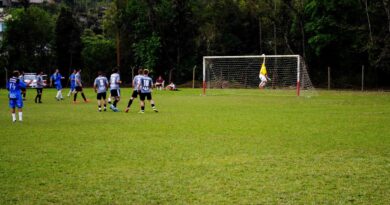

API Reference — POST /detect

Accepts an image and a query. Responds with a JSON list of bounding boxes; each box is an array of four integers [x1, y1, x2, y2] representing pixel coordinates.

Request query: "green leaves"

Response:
[[133, 33, 161, 71]]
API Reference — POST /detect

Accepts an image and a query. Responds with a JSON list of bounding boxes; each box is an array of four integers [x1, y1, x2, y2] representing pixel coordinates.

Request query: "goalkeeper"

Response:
[[259, 55, 269, 89]]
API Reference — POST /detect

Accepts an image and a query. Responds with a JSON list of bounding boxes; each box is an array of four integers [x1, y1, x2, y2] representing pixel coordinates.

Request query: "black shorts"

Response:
[[75, 86, 83, 92], [110, 89, 120, 97], [131, 90, 139, 98], [36, 88, 43, 94], [140, 92, 152, 101], [97, 92, 107, 100]]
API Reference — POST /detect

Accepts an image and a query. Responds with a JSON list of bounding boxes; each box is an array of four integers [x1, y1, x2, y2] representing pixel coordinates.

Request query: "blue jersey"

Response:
[[51, 73, 62, 85], [7, 77, 25, 99], [139, 76, 153, 93], [69, 74, 76, 88]]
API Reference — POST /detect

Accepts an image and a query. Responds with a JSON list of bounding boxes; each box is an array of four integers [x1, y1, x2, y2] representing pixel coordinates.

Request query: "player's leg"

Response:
[[17, 98, 23, 121], [77, 87, 87, 102], [37, 88, 43, 103], [21, 88, 26, 100], [147, 94, 158, 112], [113, 89, 120, 108], [73, 88, 78, 102], [97, 93, 101, 111], [35, 89, 39, 103], [108, 93, 112, 104], [102, 92, 107, 111], [139, 93, 145, 113], [67, 88, 72, 97], [9, 99, 16, 122], [58, 84, 63, 100], [125, 91, 137, 112]]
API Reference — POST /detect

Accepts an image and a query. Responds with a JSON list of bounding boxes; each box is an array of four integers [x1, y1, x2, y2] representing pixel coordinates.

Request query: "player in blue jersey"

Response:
[[67, 69, 77, 97], [125, 68, 143, 113], [35, 71, 44, 103], [109, 68, 121, 112], [18, 71, 27, 100], [73, 69, 88, 103], [137, 69, 158, 113], [93, 71, 109, 112], [7, 71, 28, 122], [50, 69, 65, 101]]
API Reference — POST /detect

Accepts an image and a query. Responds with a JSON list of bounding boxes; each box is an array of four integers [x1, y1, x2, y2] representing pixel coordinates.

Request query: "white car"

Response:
[[23, 73, 47, 88]]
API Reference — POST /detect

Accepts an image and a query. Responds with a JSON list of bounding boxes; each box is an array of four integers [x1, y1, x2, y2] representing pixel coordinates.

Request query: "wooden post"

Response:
[[361, 65, 365, 91], [328, 66, 331, 90], [131, 67, 135, 88], [192, 65, 197, 89]]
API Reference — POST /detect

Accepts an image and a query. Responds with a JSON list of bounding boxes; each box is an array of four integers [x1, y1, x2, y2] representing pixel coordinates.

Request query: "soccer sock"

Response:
[[81, 93, 87, 101], [141, 106, 145, 111], [35, 95, 38, 103], [113, 100, 118, 107], [151, 103, 155, 108], [59, 91, 63, 99], [67, 90, 72, 96], [104, 104, 106, 108], [18, 112, 22, 121], [98, 105, 101, 111], [12, 113, 16, 122], [38, 95, 42, 102], [23, 93, 26, 98], [74, 93, 78, 101], [127, 99, 133, 108], [56, 91, 60, 99]]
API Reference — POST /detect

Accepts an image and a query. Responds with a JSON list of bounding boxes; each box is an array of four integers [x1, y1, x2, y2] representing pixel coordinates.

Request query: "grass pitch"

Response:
[[0, 88, 389, 204]]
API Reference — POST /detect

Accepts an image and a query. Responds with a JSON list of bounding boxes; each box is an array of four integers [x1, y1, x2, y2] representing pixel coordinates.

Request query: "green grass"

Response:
[[0, 88, 389, 204]]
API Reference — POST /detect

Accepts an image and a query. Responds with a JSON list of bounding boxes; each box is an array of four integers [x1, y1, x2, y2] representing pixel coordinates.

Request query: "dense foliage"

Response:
[[1, 0, 389, 88]]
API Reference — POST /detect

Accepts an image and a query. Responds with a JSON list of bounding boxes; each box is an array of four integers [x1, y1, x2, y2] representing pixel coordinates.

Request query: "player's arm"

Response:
[[93, 80, 97, 93], [76, 77, 81, 86], [50, 75, 53, 87]]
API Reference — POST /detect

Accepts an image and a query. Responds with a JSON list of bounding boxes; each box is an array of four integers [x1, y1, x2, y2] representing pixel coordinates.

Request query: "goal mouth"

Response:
[[202, 55, 317, 96]]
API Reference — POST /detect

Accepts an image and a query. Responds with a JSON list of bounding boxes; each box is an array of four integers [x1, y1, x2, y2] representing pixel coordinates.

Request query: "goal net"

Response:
[[202, 55, 316, 96]]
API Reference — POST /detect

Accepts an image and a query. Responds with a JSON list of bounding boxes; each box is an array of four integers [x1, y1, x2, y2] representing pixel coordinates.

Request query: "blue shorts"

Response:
[[9, 97, 23, 109], [55, 84, 62, 90], [70, 85, 76, 91]]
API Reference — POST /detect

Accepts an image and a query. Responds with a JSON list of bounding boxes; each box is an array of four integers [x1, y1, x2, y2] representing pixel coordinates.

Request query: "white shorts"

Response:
[[259, 74, 267, 82]]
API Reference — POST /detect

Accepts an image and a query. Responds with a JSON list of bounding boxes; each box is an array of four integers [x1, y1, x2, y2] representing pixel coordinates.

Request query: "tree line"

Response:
[[1, 0, 389, 88]]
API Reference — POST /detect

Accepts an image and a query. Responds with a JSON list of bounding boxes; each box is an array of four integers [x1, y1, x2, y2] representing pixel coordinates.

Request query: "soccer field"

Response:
[[0, 88, 389, 204]]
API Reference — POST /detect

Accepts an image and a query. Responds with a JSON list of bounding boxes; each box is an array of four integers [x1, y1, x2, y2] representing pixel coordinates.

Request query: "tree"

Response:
[[3, 7, 55, 72], [55, 7, 83, 76], [81, 31, 116, 84]]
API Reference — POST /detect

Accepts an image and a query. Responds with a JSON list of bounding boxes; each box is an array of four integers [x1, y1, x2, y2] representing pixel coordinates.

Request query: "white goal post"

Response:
[[202, 55, 315, 96]]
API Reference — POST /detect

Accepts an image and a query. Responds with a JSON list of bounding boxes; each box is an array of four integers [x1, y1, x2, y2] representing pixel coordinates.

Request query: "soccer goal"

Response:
[[202, 55, 316, 96]]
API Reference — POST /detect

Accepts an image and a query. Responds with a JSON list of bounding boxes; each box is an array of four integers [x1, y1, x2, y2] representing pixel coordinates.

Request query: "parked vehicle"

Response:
[[23, 73, 47, 88]]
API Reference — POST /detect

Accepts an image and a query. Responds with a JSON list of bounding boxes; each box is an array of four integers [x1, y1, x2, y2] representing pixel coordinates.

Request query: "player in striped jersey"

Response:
[[73, 69, 88, 103], [125, 68, 143, 113], [93, 71, 109, 112], [7, 71, 28, 122], [35, 71, 44, 103], [137, 69, 158, 113], [109, 68, 121, 112]]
